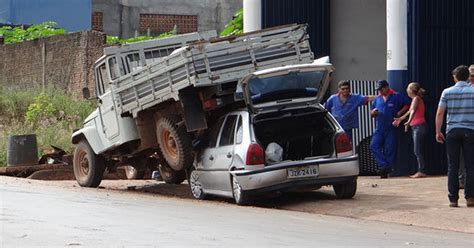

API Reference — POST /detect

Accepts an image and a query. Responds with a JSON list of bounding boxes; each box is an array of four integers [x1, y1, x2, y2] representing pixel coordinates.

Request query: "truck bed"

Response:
[[112, 24, 314, 117]]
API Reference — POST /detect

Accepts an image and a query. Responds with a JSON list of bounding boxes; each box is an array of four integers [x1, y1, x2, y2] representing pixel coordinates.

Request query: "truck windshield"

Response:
[[248, 70, 326, 104]]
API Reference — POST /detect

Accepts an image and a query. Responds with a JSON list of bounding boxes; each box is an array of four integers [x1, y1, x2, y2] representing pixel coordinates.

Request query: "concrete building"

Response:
[[92, 0, 242, 38]]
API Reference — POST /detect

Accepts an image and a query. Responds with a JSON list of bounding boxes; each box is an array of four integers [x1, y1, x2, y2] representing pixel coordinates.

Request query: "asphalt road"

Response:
[[1, 179, 473, 247]]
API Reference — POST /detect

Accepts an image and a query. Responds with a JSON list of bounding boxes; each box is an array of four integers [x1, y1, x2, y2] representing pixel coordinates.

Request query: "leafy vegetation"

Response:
[[0, 22, 66, 44], [106, 26, 178, 45], [0, 87, 95, 166], [220, 8, 243, 37]]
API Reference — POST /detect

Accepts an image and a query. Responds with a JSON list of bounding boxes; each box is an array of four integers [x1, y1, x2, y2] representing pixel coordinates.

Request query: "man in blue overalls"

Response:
[[370, 80, 410, 178], [324, 80, 375, 141]]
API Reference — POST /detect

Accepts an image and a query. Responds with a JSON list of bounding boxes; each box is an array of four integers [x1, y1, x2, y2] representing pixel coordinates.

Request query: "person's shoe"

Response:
[[449, 201, 458, 207], [380, 170, 388, 179], [467, 198, 474, 207], [410, 172, 427, 178]]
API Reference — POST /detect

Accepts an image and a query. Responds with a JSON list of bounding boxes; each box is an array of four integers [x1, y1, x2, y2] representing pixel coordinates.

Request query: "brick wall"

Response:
[[0, 31, 106, 94]]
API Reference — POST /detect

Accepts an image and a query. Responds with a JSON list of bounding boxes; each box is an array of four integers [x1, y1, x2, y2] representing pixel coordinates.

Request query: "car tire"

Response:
[[156, 116, 193, 172], [73, 140, 105, 188], [188, 168, 207, 200], [333, 180, 357, 199], [158, 161, 186, 184], [124, 165, 145, 180], [232, 176, 252, 206]]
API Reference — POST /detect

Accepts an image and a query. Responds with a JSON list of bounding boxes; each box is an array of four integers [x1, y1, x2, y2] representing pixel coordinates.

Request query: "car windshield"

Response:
[[248, 70, 326, 104]]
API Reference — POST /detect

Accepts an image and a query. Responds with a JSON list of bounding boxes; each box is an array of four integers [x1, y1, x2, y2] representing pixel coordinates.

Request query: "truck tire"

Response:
[[158, 161, 186, 184], [73, 140, 105, 187], [156, 116, 193, 171], [333, 180, 357, 199], [124, 165, 145, 180]]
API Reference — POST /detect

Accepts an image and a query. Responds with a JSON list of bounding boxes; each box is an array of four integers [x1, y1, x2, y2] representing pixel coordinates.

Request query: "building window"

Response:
[[139, 14, 198, 34], [92, 12, 103, 32]]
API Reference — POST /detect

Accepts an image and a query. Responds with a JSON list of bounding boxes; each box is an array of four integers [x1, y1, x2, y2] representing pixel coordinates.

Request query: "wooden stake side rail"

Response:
[[111, 24, 314, 117]]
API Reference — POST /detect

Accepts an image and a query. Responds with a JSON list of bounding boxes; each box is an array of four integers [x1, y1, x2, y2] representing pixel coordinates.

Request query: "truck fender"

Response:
[[71, 126, 106, 155]]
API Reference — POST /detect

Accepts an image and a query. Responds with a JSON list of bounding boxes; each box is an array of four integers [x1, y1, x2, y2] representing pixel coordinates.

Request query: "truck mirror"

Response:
[[82, 87, 91, 99]]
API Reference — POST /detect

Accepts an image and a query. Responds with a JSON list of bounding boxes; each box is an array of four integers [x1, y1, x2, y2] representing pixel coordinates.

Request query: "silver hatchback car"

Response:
[[188, 62, 359, 205]]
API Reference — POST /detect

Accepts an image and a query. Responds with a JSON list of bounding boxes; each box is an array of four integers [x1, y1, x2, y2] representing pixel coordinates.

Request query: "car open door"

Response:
[[238, 61, 334, 114]]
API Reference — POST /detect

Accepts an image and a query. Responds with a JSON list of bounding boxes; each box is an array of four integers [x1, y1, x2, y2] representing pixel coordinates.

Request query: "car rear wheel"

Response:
[[158, 161, 186, 184], [333, 180, 357, 199], [189, 168, 207, 200], [73, 140, 105, 188], [232, 176, 252, 206]]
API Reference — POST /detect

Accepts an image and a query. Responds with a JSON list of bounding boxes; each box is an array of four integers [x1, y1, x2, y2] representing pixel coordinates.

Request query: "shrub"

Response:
[[0, 88, 95, 166], [0, 22, 66, 45]]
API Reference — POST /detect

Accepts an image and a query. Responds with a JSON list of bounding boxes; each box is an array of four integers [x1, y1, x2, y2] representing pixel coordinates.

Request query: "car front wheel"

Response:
[[333, 180, 357, 199], [189, 168, 207, 200]]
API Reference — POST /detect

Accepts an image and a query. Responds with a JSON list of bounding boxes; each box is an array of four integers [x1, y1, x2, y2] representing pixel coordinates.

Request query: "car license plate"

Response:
[[287, 165, 319, 179]]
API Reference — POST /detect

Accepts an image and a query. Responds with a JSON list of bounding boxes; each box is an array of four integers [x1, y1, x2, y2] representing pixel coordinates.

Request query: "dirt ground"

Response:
[[1, 175, 473, 234]]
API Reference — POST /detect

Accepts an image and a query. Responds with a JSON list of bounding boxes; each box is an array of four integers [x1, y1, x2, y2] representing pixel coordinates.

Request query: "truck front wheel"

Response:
[[156, 116, 193, 171], [73, 140, 105, 187]]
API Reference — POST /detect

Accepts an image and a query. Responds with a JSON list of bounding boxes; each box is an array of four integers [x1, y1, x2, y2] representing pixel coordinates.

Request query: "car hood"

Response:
[[238, 60, 334, 114]]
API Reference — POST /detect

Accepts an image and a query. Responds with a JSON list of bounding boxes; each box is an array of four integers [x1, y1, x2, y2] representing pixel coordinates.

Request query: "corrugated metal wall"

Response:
[[407, 0, 474, 174], [261, 0, 330, 59]]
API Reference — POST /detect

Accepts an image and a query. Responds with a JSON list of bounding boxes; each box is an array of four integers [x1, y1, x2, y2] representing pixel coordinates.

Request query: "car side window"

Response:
[[218, 115, 238, 147], [207, 116, 225, 148], [235, 116, 243, 144]]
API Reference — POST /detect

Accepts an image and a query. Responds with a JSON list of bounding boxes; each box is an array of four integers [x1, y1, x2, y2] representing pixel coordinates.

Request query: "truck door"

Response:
[[96, 61, 119, 140]]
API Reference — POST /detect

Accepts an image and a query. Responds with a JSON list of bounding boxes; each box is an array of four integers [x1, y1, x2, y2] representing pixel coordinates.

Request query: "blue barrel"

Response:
[[7, 134, 38, 166]]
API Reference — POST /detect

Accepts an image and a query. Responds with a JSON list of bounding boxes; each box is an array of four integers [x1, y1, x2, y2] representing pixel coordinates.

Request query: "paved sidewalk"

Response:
[[264, 176, 474, 234]]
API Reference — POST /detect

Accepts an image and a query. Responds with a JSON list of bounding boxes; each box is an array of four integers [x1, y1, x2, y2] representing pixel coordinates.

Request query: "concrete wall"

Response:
[[93, 0, 242, 38], [330, 0, 386, 92], [0, 31, 106, 93]]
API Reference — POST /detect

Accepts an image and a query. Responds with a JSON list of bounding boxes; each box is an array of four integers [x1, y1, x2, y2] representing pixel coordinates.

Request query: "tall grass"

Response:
[[0, 87, 95, 166]]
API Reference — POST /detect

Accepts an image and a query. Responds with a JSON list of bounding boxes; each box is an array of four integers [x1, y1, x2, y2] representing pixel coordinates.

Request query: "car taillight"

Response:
[[246, 143, 265, 165], [336, 133, 352, 153]]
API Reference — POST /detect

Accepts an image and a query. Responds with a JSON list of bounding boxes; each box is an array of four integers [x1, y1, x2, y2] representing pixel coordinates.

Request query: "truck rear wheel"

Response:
[[156, 116, 193, 171], [73, 140, 105, 187], [158, 161, 186, 184], [124, 165, 145, 180]]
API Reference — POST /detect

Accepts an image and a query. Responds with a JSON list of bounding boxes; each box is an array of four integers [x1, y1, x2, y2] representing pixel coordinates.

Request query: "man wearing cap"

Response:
[[435, 65, 474, 207], [324, 80, 375, 141], [370, 80, 410, 178]]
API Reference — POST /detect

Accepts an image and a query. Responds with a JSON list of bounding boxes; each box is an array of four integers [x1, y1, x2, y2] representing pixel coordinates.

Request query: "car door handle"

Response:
[[209, 155, 214, 161], [226, 153, 232, 158]]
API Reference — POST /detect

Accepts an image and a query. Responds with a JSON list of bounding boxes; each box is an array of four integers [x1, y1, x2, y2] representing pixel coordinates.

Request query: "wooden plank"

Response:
[[0, 163, 71, 177]]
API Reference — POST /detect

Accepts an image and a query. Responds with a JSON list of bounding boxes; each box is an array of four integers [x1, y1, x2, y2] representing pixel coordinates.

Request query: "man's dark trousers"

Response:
[[446, 128, 474, 202]]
